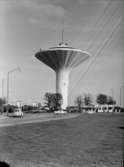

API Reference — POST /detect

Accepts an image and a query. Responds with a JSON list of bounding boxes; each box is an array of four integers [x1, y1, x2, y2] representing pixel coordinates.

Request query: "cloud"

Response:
[[39, 4, 66, 17], [19, 0, 72, 30], [77, 0, 117, 4], [20, 0, 70, 18], [0, 0, 17, 12]]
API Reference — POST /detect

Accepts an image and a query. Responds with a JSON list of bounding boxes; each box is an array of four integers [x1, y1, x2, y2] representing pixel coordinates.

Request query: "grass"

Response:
[[0, 113, 123, 167]]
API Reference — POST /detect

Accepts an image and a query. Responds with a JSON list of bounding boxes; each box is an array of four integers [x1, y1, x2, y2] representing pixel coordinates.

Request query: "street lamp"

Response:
[[110, 88, 114, 99], [2, 78, 4, 99], [121, 85, 124, 108], [120, 85, 124, 108], [7, 67, 21, 104], [120, 87, 121, 108]]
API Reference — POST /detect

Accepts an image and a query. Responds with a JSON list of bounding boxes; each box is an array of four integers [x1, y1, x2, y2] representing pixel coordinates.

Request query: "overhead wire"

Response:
[[88, 4, 122, 56], [69, 16, 124, 95], [69, 1, 123, 95], [69, 1, 115, 92], [86, 0, 114, 51], [87, 2, 122, 52], [73, 0, 113, 49]]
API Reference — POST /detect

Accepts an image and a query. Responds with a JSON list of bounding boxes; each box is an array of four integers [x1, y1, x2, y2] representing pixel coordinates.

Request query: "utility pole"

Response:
[[120, 87, 121, 108], [110, 88, 114, 99], [7, 72, 9, 104], [120, 86, 124, 108], [122, 85, 124, 108], [2, 78, 4, 99], [1, 78, 4, 113]]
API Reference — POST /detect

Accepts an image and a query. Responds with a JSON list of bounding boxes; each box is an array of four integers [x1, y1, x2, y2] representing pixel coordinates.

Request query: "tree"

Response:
[[83, 93, 93, 106], [38, 102, 42, 108], [52, 93, 63, 110], [44, 93, 53, 110], [0, 98, 6, 106], [75, 95, 83, 112], [0, 98, 7, 113], [44, 93, 63, 111], [107, 96, 116, 105], [96, 94, 108, 105]]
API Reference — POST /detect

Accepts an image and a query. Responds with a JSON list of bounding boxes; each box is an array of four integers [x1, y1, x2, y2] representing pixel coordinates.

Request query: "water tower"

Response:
[[35, 41, 90, 110]]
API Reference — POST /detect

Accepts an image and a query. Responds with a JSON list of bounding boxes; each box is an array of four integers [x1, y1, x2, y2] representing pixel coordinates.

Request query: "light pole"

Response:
[[7, 67, 21, 104], [110, 88, 114, 99], [121, 85, 124, 108], [120, 87, 121, 108], [119, 85, 124, 108], [2, 78, 4, 99]]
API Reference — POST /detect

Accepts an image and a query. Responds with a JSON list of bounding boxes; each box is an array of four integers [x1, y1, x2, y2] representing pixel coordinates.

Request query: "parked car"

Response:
[[54, 110, 67, 114], [7, 107, 23, 117]]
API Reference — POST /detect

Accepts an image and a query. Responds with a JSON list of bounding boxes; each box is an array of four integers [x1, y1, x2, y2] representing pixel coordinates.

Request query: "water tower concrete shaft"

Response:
[[35, 44, 90, 109]]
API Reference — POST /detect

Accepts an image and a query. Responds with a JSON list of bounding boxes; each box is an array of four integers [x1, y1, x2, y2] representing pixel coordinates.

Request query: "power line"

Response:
[[74, 0, 113, 48], [69, 16, 124, 95], [88, 5, 122, 57], [69, 2, 123, 94], [70, 2, 121, 88], [87, 2, 122, 52], [87, 0, 114, 49]]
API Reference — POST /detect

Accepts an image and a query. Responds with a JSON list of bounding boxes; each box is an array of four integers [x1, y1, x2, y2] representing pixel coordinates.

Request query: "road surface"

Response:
[[0, 113, 80, 127]]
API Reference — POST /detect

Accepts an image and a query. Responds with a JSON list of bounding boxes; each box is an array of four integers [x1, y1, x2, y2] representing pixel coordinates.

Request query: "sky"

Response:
[[0, 0, 124, 106]]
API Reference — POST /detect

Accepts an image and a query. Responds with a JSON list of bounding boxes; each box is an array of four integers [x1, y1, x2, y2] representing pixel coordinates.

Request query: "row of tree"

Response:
[[96, 94, 116, 105], [0, 93, 116, 113], [75, 93, 116, 108], [75, 93, 116, 112], [44, 93, 116, 112]]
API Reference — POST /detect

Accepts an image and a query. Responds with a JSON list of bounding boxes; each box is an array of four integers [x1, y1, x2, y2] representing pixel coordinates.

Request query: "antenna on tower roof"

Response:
[[59, 18, 68, 46], [62, 19, 64, 43]]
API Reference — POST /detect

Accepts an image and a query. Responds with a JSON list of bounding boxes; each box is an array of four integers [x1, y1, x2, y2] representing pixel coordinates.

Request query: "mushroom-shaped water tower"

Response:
[[35, 42, 90, 110]]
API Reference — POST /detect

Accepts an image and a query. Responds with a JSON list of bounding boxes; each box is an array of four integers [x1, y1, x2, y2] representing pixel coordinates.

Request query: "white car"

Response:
[[8, 108, 23, 117], [87, 109, 94, 114], [54, 110, 67, 114]]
